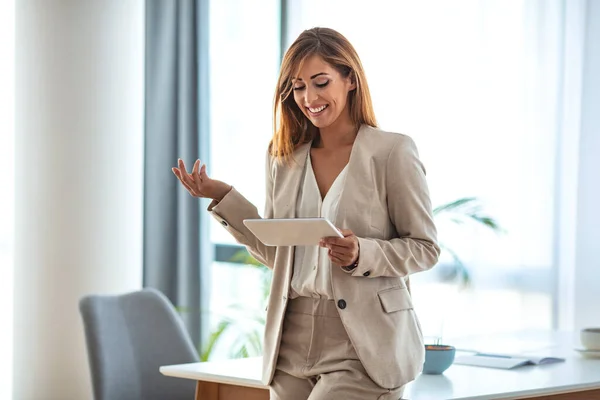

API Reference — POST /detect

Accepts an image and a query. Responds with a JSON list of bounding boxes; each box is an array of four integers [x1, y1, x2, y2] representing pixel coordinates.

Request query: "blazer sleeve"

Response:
[[207, 150, 276, 269], [351, 135, 440, 278]]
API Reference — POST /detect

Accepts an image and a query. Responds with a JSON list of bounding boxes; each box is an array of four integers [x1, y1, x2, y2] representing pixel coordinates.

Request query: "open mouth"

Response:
[[307, 104, 329, 116]]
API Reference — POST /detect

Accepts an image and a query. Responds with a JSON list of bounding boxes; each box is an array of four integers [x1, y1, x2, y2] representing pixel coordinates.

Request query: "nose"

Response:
[[304, 86, 318, 105]]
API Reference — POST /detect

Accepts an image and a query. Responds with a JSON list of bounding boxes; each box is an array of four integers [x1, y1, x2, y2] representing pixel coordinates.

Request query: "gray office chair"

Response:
[[79, 288, 199, 400]]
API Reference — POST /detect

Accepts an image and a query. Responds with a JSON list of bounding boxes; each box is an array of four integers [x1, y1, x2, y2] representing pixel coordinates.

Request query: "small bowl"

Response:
[[423, 344, 455, 375], [581, 328, 600, 350]]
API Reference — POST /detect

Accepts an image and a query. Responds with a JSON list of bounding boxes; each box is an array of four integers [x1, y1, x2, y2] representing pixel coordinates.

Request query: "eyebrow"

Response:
[[293, 72, 328, 81]]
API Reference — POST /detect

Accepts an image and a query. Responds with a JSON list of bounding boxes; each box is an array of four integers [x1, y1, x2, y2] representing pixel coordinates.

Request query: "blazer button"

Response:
[[221, 220, 228, 227], [337, 299, 347, 310], [363, 271, 371, 277]]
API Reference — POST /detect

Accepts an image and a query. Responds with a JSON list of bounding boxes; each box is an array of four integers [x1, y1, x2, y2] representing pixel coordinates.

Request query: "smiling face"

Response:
[[271, 27, 378, 163], [292, 55, 356, 130]]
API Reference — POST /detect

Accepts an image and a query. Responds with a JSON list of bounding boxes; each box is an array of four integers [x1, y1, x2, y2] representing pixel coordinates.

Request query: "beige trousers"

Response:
[[270, 297, 404, 400]]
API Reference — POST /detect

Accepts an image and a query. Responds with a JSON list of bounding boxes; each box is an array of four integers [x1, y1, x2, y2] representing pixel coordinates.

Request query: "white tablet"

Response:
[[243, 218, 343, 246]]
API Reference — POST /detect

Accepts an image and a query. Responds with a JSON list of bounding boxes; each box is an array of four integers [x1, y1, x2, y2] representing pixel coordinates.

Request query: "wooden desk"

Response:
[[160, 331, 600, 399], [161, 357, 268, 400]]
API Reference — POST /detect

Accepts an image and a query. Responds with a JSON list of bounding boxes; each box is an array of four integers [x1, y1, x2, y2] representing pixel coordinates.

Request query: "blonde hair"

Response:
[[270, 27, 377, 164]]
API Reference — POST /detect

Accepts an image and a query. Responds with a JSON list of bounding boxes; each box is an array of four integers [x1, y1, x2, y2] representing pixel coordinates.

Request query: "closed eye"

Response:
[[293, 81, 329, 91]]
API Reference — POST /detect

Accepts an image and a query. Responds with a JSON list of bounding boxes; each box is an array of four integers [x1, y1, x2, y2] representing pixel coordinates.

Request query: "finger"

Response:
[[173, 168, 185, 181], [179, 163, 197, 187], [328, 247, 351, 263], [178, 175, 195, 194], [192, 160, 202, 182], [328, 253, 346, 266], [200, 163, 208, 179], [172, 168, 183, 180], [178, 159, 189, 175], [328, 248, 350, 260], [323, 242, 353, 253], [321, 237, 352, 248], [172, 168, 184, 184], [178, 161, 196, 188], [173, 169, 196, 194], [181, 180, 196, 194], [338, 228, 354, 237]]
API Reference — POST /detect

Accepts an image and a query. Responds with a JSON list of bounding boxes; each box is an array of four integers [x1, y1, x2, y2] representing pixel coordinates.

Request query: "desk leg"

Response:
[[195, 381, 269, 400], [195, 381, 219, 400]]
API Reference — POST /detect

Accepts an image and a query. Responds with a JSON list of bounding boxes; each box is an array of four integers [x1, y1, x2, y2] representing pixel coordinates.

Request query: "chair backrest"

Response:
[[79, 288, 199, 400]]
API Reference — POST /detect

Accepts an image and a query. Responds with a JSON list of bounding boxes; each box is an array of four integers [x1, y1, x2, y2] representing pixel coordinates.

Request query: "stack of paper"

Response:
[[454, 353, 565, 369]]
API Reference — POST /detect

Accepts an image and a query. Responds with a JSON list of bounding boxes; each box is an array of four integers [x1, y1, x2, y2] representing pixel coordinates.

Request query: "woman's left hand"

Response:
[[320, 228, 359, 267]]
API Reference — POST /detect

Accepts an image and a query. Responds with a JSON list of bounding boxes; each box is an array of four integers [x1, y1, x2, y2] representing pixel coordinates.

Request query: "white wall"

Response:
[[14, 1, 144, 399], [574, 0, 600, 331], [0, 0, 15, 398]]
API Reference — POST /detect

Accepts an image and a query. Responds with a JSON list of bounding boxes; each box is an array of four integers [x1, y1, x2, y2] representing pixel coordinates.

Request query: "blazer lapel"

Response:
[[275, 141, 311, 219], [334, 125, 370, 229]]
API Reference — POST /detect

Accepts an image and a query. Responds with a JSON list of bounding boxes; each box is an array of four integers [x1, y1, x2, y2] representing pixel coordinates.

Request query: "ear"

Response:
[[347, 71, 357, 91]]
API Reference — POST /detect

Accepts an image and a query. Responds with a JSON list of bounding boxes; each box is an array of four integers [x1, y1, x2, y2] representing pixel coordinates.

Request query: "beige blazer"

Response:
[[208, 124, 440, 389]]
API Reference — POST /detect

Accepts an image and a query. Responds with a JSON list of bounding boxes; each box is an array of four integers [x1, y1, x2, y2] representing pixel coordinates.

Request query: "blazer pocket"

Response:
[[378, 287, 413, 313]]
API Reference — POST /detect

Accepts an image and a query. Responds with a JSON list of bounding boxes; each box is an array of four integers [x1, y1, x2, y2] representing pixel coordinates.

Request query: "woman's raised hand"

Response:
[[172, 159, 232, 201]]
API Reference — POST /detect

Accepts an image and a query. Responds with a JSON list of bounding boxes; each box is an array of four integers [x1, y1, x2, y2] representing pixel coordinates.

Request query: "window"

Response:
[[286, 0, 561, 339], [204, 0, 567, 356], [206, 0, 280, 359]]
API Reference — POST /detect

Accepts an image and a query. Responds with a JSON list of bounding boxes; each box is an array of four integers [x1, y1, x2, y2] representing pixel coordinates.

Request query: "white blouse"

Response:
[[289, 150, 349, 300]]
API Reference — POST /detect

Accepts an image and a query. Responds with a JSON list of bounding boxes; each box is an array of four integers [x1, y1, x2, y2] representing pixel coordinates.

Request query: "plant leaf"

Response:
[[247, 330, 263, 354], [438, 243, 471, 289], [231, 342, 250, 359], [230, 249, 265, 268], [434, 197, 504, 234], [199, 320, 231, 361], [464, 214, 504, 232], [433, 197, 478, 214]]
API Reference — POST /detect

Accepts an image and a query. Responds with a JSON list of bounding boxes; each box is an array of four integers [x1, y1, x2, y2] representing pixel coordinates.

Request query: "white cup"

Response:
[[580, 328, 600, 350]]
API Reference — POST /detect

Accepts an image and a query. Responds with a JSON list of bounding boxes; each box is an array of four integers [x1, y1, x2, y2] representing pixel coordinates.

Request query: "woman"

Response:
[[173, 27, 439, 400]]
